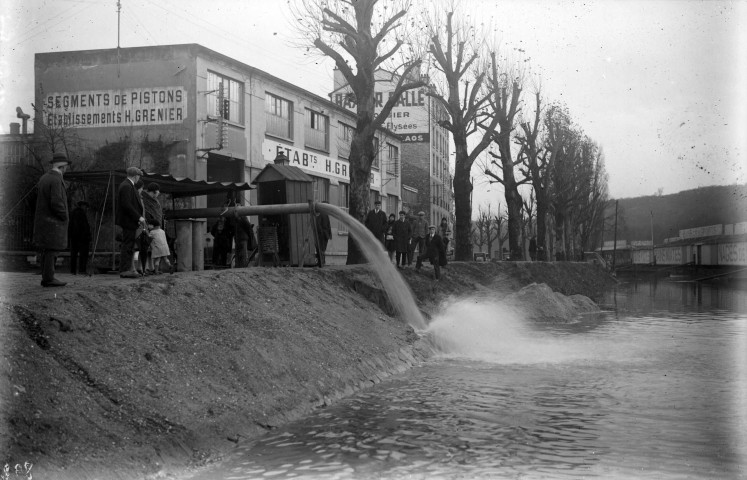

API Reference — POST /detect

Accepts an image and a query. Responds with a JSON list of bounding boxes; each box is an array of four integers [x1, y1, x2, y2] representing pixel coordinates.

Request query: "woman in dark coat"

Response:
[[385, 213, 396, 262]]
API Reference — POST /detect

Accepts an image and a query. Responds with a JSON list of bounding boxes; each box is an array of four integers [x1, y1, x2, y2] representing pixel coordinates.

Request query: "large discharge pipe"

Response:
[[165, 202, 427, 331]]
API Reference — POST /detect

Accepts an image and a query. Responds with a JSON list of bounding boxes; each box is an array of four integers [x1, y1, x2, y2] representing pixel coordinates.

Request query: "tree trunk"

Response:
[[345, 130, 373, 265], [453, 134, 473, 261], [536, 200, 548, 261]]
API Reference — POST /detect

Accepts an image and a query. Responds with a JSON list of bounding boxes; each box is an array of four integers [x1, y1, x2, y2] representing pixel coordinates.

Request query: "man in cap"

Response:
[[116, 166, 146, 278], [410, 210, 428, 265], [415, 224, 446, 280], [364, 199, 388, 246], [33, 152, 71, 287], [68, 200, 91, 275]]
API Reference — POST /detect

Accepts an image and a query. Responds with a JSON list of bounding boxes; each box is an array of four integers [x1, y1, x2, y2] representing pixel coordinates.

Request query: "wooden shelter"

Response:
[[252, 163, 317, 266]]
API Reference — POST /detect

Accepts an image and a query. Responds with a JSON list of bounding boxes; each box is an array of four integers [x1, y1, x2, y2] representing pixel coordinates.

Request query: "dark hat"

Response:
[[146, 182, 160, 192], [126, 166, 143, 176], [50, 152, 71, 165], [398, 210, 406, 215], [374, 200, 381, 205]]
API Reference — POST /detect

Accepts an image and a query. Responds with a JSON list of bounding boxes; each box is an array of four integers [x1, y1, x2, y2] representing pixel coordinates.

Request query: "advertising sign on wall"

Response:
[[718, 242, 747, 265], [43, 87, 187, 128], [263, 140, 380, 189], [331, 88, 431, 139]]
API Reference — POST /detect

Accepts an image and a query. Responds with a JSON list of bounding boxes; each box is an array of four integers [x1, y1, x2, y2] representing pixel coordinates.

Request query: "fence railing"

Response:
[[0, 213, 34, 250]]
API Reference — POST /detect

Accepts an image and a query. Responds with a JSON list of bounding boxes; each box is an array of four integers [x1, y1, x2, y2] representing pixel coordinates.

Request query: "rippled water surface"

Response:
[[187, 280, 747, 479]]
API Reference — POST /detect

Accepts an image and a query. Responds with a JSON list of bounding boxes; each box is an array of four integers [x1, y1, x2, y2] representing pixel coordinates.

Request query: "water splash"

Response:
[[425, 297, 630, 365], [316, 202, 426, 331]]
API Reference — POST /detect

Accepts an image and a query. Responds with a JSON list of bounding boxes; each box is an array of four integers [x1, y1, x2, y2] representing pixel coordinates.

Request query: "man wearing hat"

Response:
[[33, 152, 71, 287], [410, 210, 428, 266], [116, 166, 146, 278], [364, 199, 388, 246], [415, 224, 446, 280], [68, 200, 91, 275]]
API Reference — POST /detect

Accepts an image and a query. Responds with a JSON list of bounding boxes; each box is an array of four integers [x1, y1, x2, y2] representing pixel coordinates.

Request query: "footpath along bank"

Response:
[[0, 261, 615, 480]]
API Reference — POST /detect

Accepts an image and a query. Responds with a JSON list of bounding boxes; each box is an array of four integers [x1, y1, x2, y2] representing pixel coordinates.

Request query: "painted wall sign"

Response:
[[679, 224, 723, 239], [332, 88, 431, 135], [43, 87, 187, 128], [718, 242, 747, 265], [262, 140, 380, 189], [655, 246, 683, 265]]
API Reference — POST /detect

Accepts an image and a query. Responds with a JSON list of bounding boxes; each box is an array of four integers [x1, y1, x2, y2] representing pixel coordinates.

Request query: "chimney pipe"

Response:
[[9, 123, 20, 135], [16, 107, 30, 135]]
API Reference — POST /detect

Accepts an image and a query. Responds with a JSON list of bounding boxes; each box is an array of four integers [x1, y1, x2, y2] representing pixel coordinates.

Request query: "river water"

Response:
[[186, 279, 747, 480]]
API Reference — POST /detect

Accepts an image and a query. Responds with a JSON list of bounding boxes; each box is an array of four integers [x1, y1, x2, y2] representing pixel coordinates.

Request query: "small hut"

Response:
[[252, 153, 315, 266]]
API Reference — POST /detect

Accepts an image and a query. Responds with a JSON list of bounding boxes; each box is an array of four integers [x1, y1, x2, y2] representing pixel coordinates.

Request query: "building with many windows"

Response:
[[330, 67, 453, 229], [34, 44, 403, 263]]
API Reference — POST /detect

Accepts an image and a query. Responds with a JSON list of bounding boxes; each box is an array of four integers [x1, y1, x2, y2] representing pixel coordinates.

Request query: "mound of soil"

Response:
[[0, 261, 615, 479]]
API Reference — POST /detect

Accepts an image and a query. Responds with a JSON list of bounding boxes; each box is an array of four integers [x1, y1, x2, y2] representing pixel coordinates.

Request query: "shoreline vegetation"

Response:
[[0, 261, 616, 480]]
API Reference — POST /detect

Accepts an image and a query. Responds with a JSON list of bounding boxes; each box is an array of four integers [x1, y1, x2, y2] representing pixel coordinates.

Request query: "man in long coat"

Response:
[[315, 201, 332, 267], [364, 200, 388, 246], [415, 225, 446, 280], [33, 152, 72, 287], [392, 210, 412, 268], [116, 166, 145, 278]]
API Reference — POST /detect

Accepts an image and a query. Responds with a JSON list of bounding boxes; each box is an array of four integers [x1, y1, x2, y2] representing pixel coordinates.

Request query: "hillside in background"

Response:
[[607, 184, 747, 244]]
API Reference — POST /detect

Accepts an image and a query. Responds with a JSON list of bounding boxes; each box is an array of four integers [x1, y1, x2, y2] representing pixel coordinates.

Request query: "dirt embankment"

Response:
[[0, 261, 615, 480]]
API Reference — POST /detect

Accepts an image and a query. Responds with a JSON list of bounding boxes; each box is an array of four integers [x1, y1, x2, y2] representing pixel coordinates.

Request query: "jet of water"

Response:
[[316, 202, 427, 331]]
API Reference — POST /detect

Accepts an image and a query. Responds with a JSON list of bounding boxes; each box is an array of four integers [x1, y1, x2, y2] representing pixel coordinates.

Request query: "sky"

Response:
[[1, 0, 745, 206]]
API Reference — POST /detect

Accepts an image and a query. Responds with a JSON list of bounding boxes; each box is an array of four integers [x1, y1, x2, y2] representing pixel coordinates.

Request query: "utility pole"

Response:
[[650, 210, 655, 265], [117, 0, 121, 77], [612, 200, 618, 271]]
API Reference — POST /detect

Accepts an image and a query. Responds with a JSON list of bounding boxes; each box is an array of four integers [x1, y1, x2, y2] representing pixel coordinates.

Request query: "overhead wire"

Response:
[[11, 2, 91, 47]]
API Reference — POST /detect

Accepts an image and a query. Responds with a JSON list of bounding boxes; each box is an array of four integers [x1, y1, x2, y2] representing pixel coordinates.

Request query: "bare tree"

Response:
[[482, 67, 527, 260], [291, 0, 425, 264], [425, 7, 500, 261]]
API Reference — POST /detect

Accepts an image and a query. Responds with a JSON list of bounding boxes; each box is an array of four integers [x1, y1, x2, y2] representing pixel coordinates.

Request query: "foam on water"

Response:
[[425, 296, 631, 365]]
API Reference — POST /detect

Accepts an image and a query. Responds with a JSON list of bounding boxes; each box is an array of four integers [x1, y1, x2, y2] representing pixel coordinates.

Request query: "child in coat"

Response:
[[148, 219, 173, 274]]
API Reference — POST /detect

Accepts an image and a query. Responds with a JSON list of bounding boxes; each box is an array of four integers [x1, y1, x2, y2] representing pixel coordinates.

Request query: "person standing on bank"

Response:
[[392, 210, 412, 268], [410, 211, 428, 263], [315, 202, 332, 267], [141, 182, 163, 273], [68, 200, 91, 275], [385, 213, 396, 262], [364, 200, 388, 246], [116, 166, 146, 278], [33, 152, 71, 287], [529, 236, 538, 261], [415, 225, 446, 280]]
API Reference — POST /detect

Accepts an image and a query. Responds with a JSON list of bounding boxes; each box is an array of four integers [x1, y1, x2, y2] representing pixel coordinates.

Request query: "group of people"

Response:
[[116, 166, 172, 278], [32, 157, 172, 286], [365, 201, 449, 280]]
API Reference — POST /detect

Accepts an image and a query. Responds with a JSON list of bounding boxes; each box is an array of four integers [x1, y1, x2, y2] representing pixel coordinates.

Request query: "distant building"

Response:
[[33, 43, 403, 263], [330, 66, 453, 228]]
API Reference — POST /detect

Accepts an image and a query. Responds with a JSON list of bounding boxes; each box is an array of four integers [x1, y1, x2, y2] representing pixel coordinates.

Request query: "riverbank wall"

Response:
[[0, 261, 616, 480]]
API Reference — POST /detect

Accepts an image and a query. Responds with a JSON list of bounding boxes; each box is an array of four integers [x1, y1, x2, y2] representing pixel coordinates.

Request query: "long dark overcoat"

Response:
[[115, 179, 144, 229], [423, 232, 446, 266], [392, 218, 412, 253], [33, 170, 69, 250], [364, 209, 388, 241]]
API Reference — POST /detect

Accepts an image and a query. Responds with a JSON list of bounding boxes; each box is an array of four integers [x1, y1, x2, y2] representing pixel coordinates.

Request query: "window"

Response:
[[2, 142, 25, 165], [305, 109, 329, 151], [207, 71, 243, 124], [338, 182, 350, 234], [386, 143, 399, 176], [372, 137, 380, 169], [387, 194, 398, 216], [338, 122, 354, 159], [312, 176, 329, 203], [266, 92, 293, 139]]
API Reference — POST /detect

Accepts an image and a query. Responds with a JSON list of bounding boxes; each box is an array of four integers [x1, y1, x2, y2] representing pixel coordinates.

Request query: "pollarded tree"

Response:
[[291, 0, 425, 264], [425, 8, 501, 261]]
